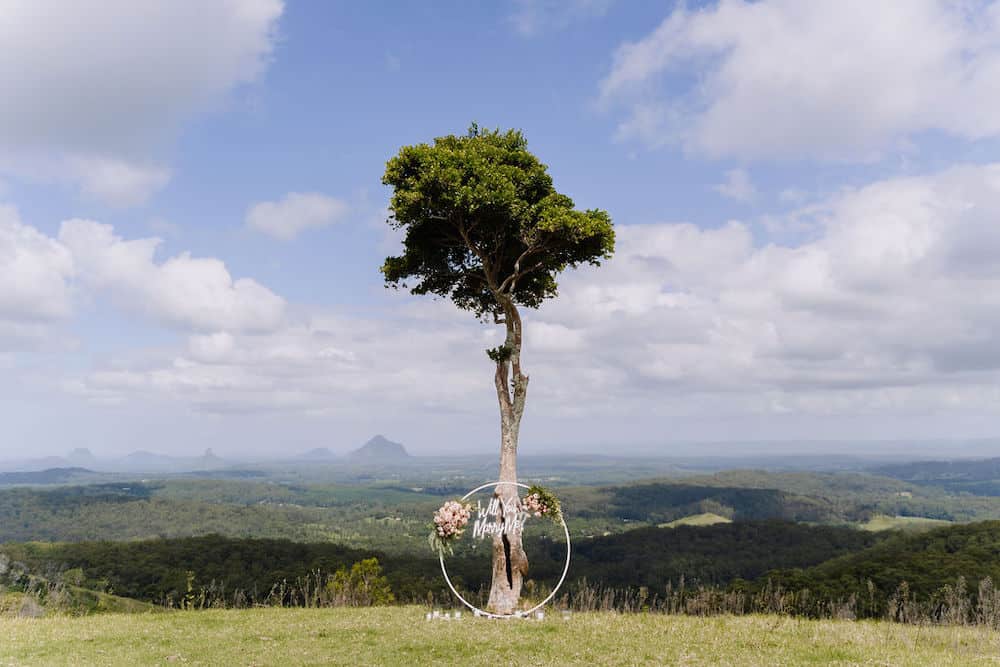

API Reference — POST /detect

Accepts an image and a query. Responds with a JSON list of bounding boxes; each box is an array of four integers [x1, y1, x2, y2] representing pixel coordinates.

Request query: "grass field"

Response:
[[859, 514, 953, 532], [658, 512, 733, 528], [2, 607, 998, 666]]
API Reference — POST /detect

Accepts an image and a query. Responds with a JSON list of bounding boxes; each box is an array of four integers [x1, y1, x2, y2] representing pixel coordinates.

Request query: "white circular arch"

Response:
[[438, 480, 572, 619]]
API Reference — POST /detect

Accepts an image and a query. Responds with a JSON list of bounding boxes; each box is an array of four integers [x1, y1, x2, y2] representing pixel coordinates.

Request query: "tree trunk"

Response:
[[486, 299, 529, 615]]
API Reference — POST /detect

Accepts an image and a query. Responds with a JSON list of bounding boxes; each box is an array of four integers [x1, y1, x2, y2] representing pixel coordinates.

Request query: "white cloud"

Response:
[[601, 0, 1000, 160], [533, 163, 1000, 416], [59, 219, 286, 332], [1, 205, 289, 343], [0, 0, 283, 205], [713, 168, 756, 202], [71, 312, 494, 416], [246, 192, 350, 240], [0, 0, 283, 154], [56, 164, 1000, 430], [510, 0, 614, 36], [0, 206, 74, 327], [68, 156, 171, 208]]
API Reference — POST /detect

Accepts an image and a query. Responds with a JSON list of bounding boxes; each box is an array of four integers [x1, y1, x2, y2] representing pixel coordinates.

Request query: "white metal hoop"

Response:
[[438, 480, 572, 619]]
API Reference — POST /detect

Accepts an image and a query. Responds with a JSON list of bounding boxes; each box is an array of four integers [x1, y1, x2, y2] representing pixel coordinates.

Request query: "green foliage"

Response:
[[605, 482, 844, 524], [10, 471, 1000, 558], [765, 520, 1000, 616], [876, 458, 1000, 484], [382, 124, 614, 318], [427, 531, 451, 556], [485, 344, 512, 363], [0, 553, 154, 616], [875, 458, 1000, 496], [859, 514, 952, 533], [659, 512, 732, 528], [0, 520, 885, 610], [546, 521, 881, 590], [62, 567, 84, 586], [0, 482, 443, 553], [525, 484, 563, 523], [679, 469, 1000, 522], [0, 536, 418, 606], [326, 558, 394, 606]]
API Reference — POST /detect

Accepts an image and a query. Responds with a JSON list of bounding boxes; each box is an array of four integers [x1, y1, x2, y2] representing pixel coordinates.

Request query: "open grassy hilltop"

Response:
[[2, 607, 998, 666]]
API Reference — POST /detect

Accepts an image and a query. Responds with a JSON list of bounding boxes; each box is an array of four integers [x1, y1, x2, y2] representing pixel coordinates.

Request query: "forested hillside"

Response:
[[556, 522, 881, 588], [766, 521, 1000, 615], [0, 523, 885, 606], [602, 483, 844, 523], [875, 459, 1000, 496]]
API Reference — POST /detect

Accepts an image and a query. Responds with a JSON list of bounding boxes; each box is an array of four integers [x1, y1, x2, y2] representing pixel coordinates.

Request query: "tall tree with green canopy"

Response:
[[381, 125, 614, 614]]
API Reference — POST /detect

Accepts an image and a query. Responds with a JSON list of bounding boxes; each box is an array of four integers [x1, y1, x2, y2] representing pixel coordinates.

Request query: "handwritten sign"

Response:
[[471, 497, 528, 539]]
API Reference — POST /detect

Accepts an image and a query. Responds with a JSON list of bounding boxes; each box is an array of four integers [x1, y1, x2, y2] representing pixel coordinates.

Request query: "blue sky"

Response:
[[5, 1, 1000, 458]]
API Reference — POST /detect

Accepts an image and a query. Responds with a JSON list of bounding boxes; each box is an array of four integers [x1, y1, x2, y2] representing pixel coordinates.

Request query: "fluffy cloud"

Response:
[[70, 313, 497, 415], [64, 164, 1000, 424], [0, 209, 286, 347], [68, 156, 172, 208], [246, 193, 350, 240], [59, 220, 286, 332], [601, 0, 1000, 160], [0, 0, 283, 205], [0, 0, 283, 154], [531, 163, 1000, 416], [0, 206, 74, 332]]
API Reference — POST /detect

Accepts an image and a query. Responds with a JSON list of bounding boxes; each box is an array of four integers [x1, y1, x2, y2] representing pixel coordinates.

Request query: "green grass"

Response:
[[859, 514, 953, 532], [60, 585, 159, 614], [1, 607, 998, 666], [0, 583, 156, 617], [658, 512, 732, 528]]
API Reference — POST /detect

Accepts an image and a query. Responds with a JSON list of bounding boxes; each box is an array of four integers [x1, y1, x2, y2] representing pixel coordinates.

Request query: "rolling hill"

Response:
[[767, 520, 1000, 615]]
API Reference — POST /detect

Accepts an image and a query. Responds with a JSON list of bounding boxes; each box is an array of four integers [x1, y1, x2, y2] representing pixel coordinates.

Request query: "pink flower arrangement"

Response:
[[520, 485, 562, 523], [433, 500, 472, 540], [521, 492, 549, 517]]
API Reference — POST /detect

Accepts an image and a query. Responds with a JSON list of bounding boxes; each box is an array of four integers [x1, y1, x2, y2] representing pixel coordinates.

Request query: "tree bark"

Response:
[[486, 299, 529, 615]]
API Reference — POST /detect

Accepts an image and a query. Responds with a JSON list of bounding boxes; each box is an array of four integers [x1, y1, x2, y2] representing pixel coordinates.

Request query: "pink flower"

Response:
[[434, 500, 472, 540]]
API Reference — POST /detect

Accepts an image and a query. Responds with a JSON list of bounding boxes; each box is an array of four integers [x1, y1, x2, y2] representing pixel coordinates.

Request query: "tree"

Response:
[[382, 125, 614, 614], [326, 558, 395, 606]]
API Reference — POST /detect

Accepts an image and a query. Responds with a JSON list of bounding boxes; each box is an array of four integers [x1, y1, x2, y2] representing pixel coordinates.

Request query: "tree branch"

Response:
[[498, 247, 536, 294], [500, 261, 546, 296], [456, 219, 498, 291]]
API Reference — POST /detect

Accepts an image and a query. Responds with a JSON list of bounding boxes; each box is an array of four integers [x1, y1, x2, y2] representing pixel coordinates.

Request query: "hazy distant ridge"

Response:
[[347, 435, 409, 462]]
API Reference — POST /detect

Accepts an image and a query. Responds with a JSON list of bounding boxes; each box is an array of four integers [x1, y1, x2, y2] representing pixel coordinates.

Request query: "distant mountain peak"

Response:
[[348, 435, 410, 461], [66, 448, 96, 464], [299, 447, 336, 460]]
